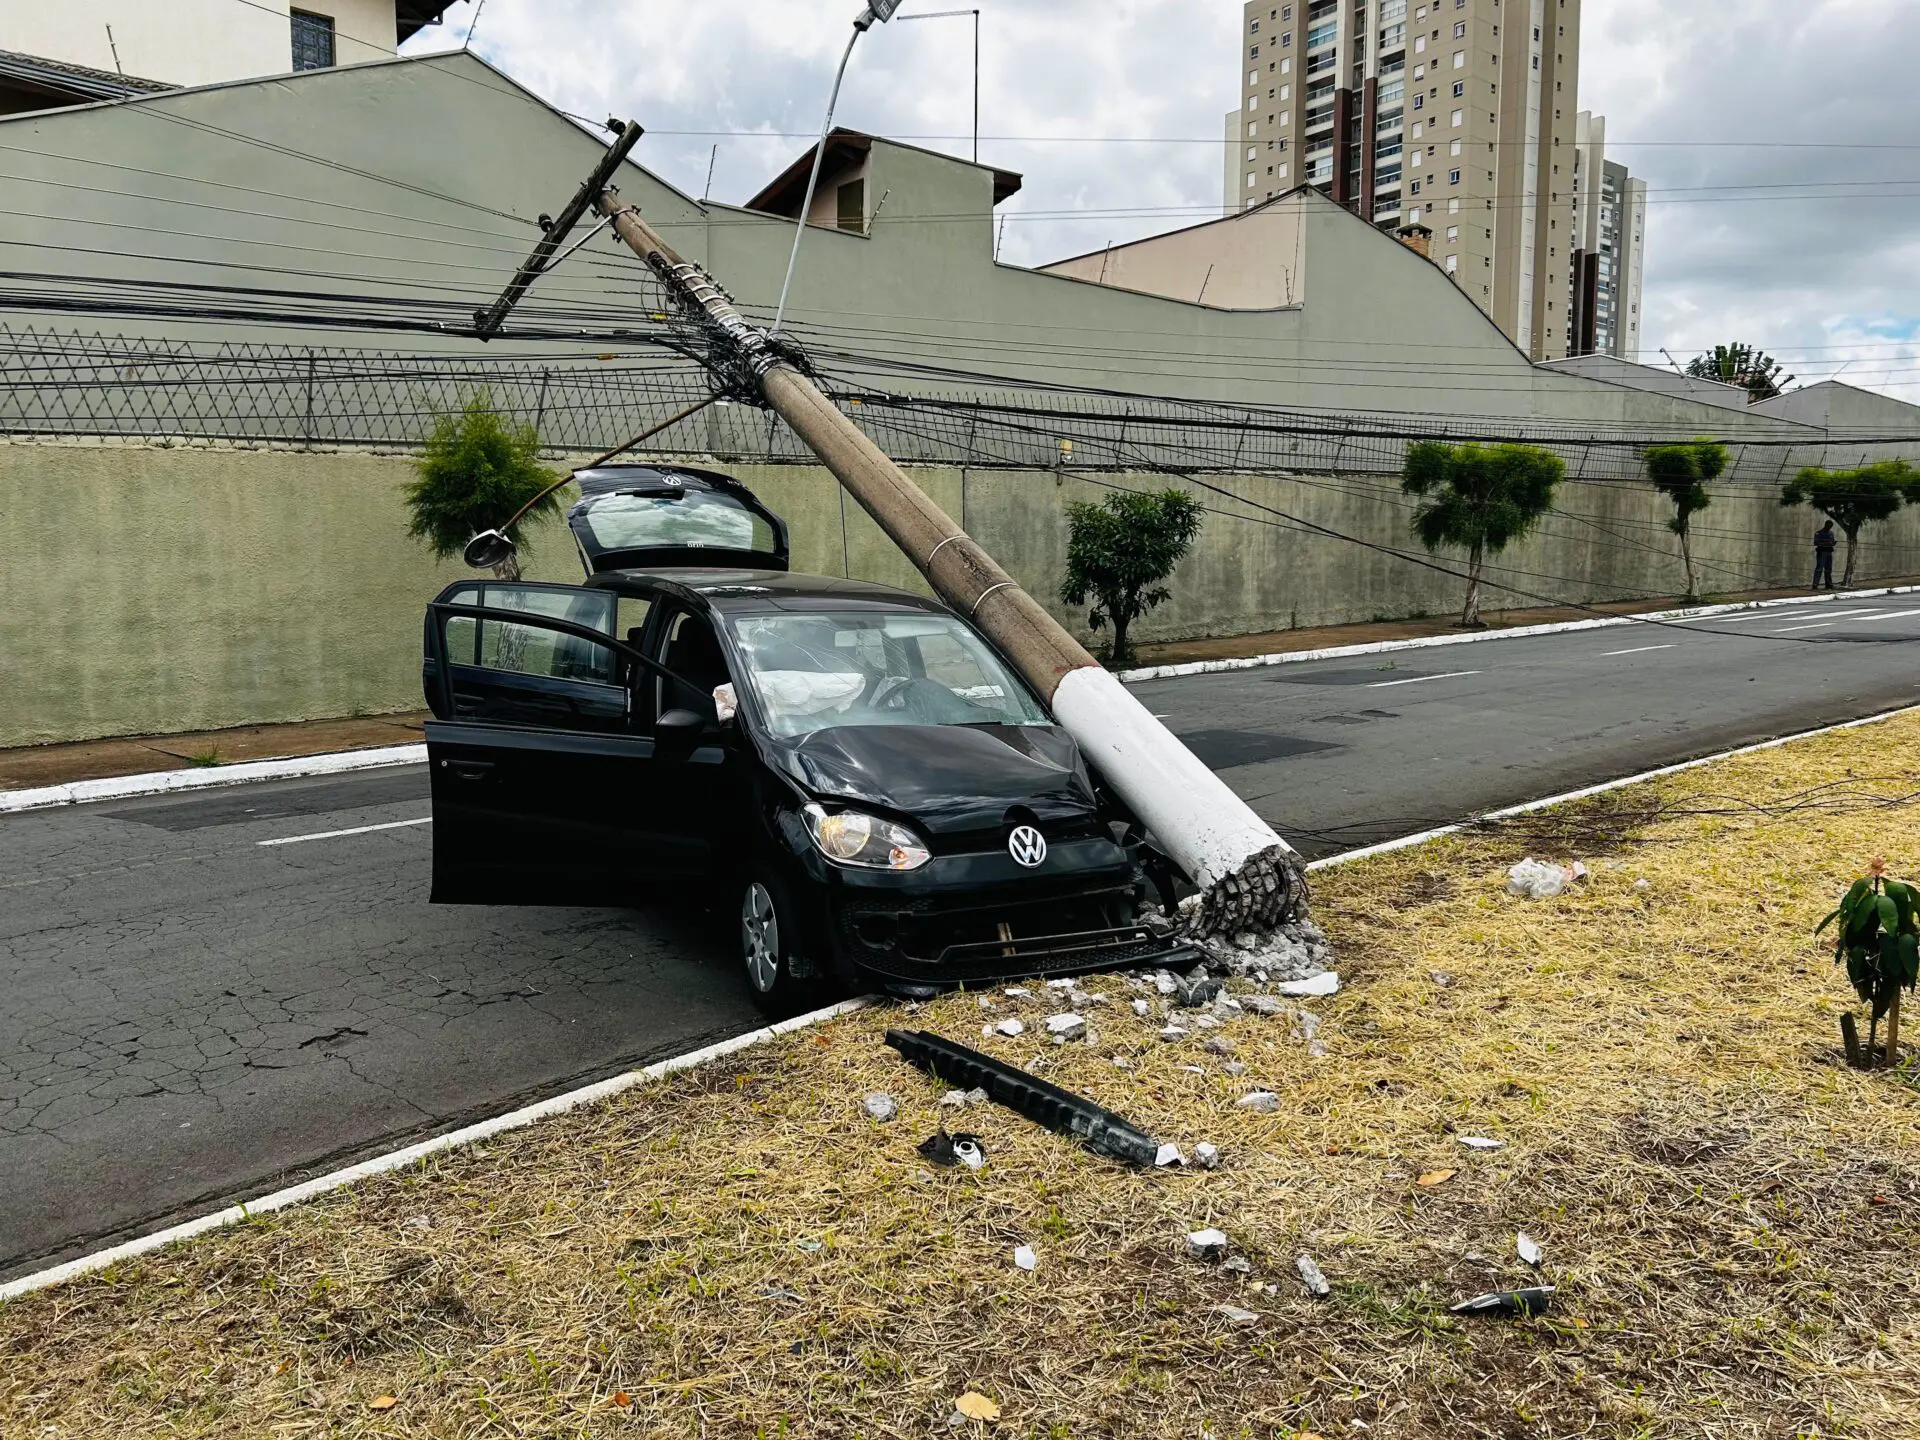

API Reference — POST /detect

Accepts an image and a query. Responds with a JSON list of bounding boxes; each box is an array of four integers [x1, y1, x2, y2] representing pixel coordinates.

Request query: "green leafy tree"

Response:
[[1643, 438, 1728, 599], [405, 392, 560, 581], [1402, 440, 1564, 628], [1685, 343, 1795, 402], [1779, 460, 1917, 588], [1818, 859, 1919, 1068], [1059, 488, 1205, 667]]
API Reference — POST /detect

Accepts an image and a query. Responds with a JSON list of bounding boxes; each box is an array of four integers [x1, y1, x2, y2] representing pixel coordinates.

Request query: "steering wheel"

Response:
[[870, 675, 915, 710]]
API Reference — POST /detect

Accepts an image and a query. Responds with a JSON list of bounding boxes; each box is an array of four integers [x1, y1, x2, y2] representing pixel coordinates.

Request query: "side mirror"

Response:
[[654, 707, 706, 758], [464, 530, 517, 570]]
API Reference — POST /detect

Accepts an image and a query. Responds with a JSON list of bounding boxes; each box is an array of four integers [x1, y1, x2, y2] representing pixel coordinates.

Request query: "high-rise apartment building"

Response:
[[1568, 111, 1646, 360], [1226, 0, 1581, 359]]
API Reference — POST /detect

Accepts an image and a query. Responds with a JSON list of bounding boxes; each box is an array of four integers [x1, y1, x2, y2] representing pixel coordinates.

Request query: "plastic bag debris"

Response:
[[1295, 1254, 1332, 1297], [863, 1093, 898, 1123], [1516, 1232, 1543, 1267], [1186, 1228, 1230, 1261], [917, 1129, 987, 1170], [1449, 1286, 1555, 1317], [1012, 1244, 1038, 1272], [1457, 1136, 1505, 1151], [1274, 972, 1341, 999], [1506, 859, 1589, 900]]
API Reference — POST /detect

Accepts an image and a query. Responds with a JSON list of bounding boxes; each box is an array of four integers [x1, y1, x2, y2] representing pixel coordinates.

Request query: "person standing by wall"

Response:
[[1813, 520, 1838, 590]]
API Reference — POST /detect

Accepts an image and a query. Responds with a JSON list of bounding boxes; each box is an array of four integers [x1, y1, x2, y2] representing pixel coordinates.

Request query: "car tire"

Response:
[[740, 871, 822, 1017]]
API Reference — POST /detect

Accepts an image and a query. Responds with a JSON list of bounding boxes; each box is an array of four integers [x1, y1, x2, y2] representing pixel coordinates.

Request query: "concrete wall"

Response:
[[10, 438, 1920, 750], [1038, 197, 1309, 310]]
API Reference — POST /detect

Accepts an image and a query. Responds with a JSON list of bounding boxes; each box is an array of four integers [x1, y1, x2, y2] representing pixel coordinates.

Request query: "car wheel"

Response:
[[740, 873, 819, 1016]]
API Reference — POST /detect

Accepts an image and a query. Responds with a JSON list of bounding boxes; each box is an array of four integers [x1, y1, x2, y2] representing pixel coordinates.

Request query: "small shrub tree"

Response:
[[1818, 859, 1920, 1069], [1059, 488, 1205, 667], [1779, 460, 1917, 588], [405, 392, 561, 581], [1644, 438, 1728, 600], [1402, 440, 1563, 628]]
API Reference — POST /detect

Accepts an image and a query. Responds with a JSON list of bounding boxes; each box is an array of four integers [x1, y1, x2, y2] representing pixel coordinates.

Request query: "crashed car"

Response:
[[422, 463, 1197, 1009]]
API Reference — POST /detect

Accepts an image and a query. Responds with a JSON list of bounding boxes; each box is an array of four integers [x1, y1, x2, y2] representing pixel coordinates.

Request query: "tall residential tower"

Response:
[[1227, 0, 1581, 360], [1568, 111, 1647, 360]]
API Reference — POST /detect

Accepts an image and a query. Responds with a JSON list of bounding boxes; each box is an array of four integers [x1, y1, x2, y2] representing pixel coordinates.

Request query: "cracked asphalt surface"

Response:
[[5, 597, 1920, 1280]]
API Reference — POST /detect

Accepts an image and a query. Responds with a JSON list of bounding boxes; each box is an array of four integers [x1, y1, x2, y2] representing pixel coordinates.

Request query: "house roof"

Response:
[[745, 127, 1022, 216], [0, 48, 174, 104], [396, 3, 456, 44]]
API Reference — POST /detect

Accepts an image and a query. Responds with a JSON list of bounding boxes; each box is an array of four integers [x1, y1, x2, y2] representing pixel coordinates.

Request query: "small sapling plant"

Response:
[[1818, 858, 1920, 1069]]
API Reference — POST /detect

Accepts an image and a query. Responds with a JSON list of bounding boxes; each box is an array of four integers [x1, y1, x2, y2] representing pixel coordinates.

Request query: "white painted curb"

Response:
[[0, 997, 874, 1304], [0, 744, 428, 816], [1304, 701, 1920, 872], [1119, 584, 1920, 684]]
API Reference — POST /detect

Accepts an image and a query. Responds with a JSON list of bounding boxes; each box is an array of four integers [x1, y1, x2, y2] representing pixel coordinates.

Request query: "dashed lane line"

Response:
[[1601, 644, 1677, 657], [1369, 670, 1482, 690], [257, 817, 433, 847]]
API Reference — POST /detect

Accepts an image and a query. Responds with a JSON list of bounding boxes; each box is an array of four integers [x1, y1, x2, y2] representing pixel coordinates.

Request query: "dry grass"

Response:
[[9, 721, 1920, 1439]]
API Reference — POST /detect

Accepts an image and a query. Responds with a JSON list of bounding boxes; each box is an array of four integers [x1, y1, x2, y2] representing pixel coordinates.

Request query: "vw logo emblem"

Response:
[[1008, 825, 1048, 869]]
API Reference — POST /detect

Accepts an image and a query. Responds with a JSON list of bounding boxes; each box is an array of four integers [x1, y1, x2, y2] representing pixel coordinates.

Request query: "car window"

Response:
[[654, 608, 734, 717], [578, 491, 778, 557], [445, 585, 618, 685], [727, 611, 1049, 738]]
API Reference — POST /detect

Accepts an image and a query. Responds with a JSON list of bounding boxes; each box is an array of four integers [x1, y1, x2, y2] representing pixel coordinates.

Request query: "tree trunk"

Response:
[[1843, 527, 1860, 588], [1461, 542, 1485, 628], [1110, 603, 1134, 669], [1678, 526, 1698, 600]]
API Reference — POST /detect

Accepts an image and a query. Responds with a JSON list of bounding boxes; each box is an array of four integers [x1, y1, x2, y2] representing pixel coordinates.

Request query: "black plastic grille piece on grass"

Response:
[[884, 1029, 1161, 1167]]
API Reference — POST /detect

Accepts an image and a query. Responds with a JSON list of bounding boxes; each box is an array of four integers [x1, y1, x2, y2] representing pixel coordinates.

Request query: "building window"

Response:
[[1248, 173, 1258, 188], [1450, 139, 1462, 155], [1454, 50, 1466, 68], [1410, 179, 1422, 195], [1250, 69, 1260, 85], [1452, 108, 1464, 126], [1413, 94, 1424, 109], [1250, 45, 1261, 57], [1452, 80, 1465, 96], [1446, 254, 1459, 272], [1446, 225, 1459, 240], [1454, 21, 1466, 36], [1248, 146, 1258, 160], [1414, 35, 1426, 53], [291, 9, 336, 70], [1449, 168, 1461, 184], [1448, 197, 1460, 213], [1281, 4, 1292, 17], [1250, 18, 1261, 32], [1279, 162, 1290, 178], [1281, 56, 1291, 72]]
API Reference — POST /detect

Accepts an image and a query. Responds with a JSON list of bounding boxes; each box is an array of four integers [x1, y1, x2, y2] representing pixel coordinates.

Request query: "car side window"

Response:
[[445, 585, 617, 685]]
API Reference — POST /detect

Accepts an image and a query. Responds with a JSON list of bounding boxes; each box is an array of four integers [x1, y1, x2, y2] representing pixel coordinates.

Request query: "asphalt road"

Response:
[[5, 598, 1920, 1279]]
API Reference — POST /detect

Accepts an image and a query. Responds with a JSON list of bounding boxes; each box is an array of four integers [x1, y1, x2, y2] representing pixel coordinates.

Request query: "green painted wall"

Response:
[[7, 440, 1920, 749]]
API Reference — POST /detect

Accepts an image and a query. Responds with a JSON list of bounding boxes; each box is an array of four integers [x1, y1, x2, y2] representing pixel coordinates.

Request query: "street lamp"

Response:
[[771, 0, 907, 336]]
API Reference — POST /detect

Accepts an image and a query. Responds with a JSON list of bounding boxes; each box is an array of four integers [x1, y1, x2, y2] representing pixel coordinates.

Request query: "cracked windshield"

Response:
[[578, 489, 777, 556], [728, 612, 1050, 737]]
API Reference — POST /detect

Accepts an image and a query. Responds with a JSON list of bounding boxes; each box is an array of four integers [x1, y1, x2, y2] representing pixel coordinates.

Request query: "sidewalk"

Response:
[[0, 583, 1846, 794]]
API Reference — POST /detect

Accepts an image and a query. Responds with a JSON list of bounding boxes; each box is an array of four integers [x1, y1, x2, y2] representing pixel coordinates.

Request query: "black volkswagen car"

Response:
[[422, 464, 1195, 1009]]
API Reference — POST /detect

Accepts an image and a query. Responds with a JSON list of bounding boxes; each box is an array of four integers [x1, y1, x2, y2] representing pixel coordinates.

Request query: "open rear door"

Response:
[[567, 465, 790, 574]]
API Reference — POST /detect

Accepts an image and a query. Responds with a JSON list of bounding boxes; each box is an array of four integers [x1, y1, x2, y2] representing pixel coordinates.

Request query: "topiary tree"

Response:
[[1644, 438, 1728, 600], [1059, 488, 1205, 667], [1402, 440, 1564, 628], [1780, 460, 1918, 588], [405, 391, 561, 581], [1686, 343, 1795, 403]]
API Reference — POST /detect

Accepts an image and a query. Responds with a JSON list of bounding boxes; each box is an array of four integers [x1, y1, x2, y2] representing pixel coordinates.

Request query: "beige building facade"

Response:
[[1227, 0, 1581, 360], [0, 0, 447, 107]]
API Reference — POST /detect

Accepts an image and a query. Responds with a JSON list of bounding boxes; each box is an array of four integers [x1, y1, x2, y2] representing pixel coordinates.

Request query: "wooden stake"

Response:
[[1886, 989, 1902, 1070]]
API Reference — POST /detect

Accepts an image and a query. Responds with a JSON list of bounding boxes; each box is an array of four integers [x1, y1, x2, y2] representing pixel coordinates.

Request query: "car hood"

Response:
[[776, 723, 1097, 837]]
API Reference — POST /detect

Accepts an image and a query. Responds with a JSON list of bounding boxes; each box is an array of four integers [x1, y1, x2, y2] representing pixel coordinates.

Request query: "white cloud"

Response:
[[409, 0, 1920, 401]]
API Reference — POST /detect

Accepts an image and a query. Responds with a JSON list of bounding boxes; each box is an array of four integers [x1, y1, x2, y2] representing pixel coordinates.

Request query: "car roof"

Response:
[[583, 568, 954, 615]]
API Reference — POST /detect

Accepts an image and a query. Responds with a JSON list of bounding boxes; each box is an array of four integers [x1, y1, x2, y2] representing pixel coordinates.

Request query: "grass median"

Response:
[[6, 717, 1920, 1438]]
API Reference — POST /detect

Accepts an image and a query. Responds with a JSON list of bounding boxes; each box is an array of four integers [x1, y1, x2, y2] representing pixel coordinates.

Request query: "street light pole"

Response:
[[771, 0, 905, 337], [898, 8, 982, 163]]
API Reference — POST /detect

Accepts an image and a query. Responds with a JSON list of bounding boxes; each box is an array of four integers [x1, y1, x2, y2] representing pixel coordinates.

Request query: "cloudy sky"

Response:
[[403, 0, 1920, 401]]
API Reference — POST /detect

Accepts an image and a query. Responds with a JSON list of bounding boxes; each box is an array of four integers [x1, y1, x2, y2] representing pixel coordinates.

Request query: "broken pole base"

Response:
[[1181, 844, 1312, 941]]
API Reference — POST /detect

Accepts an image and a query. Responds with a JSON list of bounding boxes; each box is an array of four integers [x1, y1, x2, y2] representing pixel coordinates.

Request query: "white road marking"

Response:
[[1772, 622, 1838, 634], [1853, 609, 1920, 623], [1773, 609, 1893, 633], [1601, 644, 1676, 657], [1369, 670, 1481, 689], [257, 817, 432, 847]]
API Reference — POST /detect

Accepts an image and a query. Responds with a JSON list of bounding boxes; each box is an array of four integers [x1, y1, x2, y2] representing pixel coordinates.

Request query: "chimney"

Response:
[[1394, 223, 1433, 259]]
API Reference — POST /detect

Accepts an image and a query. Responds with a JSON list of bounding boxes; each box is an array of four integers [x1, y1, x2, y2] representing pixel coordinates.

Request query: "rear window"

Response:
[[577, 491, 778, 557]]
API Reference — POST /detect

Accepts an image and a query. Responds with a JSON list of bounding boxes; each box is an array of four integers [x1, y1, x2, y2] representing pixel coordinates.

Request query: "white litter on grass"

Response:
[[1236, 1091, 1282, 1113], [992, 1019, 1025, 1037], [1004, 987, 1032, 998], [1517, 1232, 1544, 1267], [1458, 1136, 1506, 1151], [1194, 1142, 1220, 1170], [1186, 1228, 1230, 1261], [1131, 998, 1152, 1017], [862, 1094, 897, 1123], [1213, 1305, 1260, 1326], [1506, 859, 1589, 900], [1155, 1143, 1187, 1168], [1274, 972, 1340, 998], [1013, 1245, 1038, 1271], [1046, 978, 1076, 990]]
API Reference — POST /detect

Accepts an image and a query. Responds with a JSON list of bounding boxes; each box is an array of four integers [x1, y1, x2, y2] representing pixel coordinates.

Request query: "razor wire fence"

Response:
[[0, 324, 1908, 490]]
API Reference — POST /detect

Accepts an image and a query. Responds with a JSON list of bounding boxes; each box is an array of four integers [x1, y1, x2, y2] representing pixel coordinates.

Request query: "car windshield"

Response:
[[727, 611, 1051, 738]]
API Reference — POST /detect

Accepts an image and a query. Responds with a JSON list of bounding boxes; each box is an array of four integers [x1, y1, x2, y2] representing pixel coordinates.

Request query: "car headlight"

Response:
[[802, 803, 931, 872]]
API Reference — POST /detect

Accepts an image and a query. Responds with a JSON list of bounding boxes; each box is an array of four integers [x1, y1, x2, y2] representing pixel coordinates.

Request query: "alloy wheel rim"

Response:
[[743, 882, 780, 993]]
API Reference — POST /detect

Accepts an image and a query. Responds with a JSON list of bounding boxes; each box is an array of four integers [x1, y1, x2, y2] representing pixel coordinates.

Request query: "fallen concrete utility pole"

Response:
[[593, 139, 1305, 934]]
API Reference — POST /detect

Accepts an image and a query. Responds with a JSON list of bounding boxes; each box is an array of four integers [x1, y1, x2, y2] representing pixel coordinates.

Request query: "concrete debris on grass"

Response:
[[1185, 1228, 1231, 1261], [991, 1018, 1024, 1038], [1046, 1013, 1088, 1041], [1194, 1142, 1220, 1170], [941, 1087, 990, 1109], [1213, 1305, 1260, 1326], [1517, 1232, 1544, 1267], [862, 1094, 898, 1123], [1458, 1135, 1506, 1151], [1296, 1254, 1333, 1298], [1222, 1255, 1252, 1275], [1155, 1143, 1186, 1168], [1236, 1091, 1282, 1114]]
